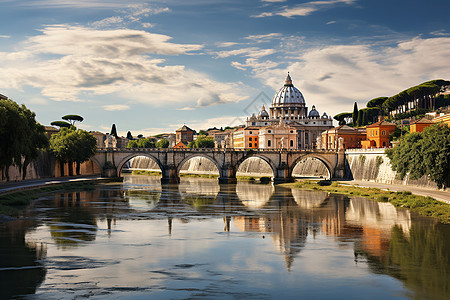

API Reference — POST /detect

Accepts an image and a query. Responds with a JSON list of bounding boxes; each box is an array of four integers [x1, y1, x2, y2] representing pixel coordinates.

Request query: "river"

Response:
[[0, 176, 449, 299]]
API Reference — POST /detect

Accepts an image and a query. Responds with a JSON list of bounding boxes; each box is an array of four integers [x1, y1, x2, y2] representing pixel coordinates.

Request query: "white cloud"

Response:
[[244, 33, 282, 42], [103, 104, 130, 111], [214, 47, 276, 58], [0, 25, 249, 108], [17, 0, 129, 9], [238, 36, 450, 117], [326, 20, 337, 25], [0, 35, 10, 38], [142, 23, 154, 28], [177, 106, 195, 111], [91, 16, 123, 27], [216, 42, 239, 48], [253, 0, 356, 18]]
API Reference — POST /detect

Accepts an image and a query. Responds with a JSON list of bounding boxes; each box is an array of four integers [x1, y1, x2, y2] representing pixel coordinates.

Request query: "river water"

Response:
[[1, 176, 449, 299]]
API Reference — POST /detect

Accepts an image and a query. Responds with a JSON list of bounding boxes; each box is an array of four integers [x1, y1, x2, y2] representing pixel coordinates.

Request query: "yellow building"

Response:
[[232, 126, 260, 149], [433, 113, 450, 127], [410, 117, 434, 133]]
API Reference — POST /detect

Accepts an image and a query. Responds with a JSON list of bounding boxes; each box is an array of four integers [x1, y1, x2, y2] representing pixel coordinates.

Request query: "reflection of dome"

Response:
[[308, 105, 320, 118], [272, 73, 306, 106], [258, 105, 270, 119]]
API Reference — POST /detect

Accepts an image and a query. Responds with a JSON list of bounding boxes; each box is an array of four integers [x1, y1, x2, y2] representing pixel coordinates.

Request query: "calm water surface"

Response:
[[1, 176, 449, 299]]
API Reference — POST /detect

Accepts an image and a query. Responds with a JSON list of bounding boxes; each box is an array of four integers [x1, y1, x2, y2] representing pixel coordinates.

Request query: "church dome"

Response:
[[258, 105, 269, 119], [272, 73, 306, 106], [308, 105, 320, 118]]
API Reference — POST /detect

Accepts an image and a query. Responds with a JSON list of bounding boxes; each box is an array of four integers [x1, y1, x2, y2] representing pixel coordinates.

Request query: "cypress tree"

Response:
[[357, 110, 364, 127], [352, 102, 358, 126], [110, 124, 118, 138]]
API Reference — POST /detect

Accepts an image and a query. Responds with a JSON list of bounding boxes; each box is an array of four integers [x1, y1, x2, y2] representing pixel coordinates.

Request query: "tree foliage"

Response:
[[50, 127, 97, 176], [366, 97, 388, 109], [0, 99, 49, 180], [110, 124, 118, 138], [62, 114, 84, 125], [333, 112, 352, 125], [352, 102, 358, 125], [187, 135, 215, 148], [386, 124, 450, 189], [51, 121, 71, 128], [127, 138, 155, 148], [155, 138, 169, 148]]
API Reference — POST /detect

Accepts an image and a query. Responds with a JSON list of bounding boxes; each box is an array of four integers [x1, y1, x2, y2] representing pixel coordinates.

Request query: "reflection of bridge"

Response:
[[92, 148, 347, 184]]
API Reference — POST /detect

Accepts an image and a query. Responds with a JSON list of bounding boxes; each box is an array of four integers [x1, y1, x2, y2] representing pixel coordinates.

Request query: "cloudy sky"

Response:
[[1, 0, 449, 136]]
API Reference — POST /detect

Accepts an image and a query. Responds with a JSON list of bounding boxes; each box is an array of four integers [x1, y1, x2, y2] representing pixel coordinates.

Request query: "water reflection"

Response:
[[1, 175, 447, 299], [0, 220, 47, 299]]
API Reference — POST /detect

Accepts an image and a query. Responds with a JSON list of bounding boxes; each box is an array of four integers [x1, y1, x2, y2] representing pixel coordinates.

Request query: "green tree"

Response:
[[0, 99, 48, 181], [386, 124, 450, 189], [126, 131, 133, 140], [110, 124, 118, 138], [333, 112, 352, 125], [156, 138, 169, 148], [187, 135, 215, 148], [127, 138, 155, 148], [357, 110, 364, 127], [366, 97, 388, 109], [62, 114, 84, 125], [50, 121, 71, 128], [352, 102, 358, 126], [50, 127, 97, 176]]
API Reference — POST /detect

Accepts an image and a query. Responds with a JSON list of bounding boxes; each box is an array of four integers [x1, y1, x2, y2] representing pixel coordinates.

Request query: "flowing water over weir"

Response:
[[1, 176, 448, 299]]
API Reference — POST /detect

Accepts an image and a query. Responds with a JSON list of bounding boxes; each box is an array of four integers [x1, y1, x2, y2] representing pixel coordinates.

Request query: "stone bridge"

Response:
[[91, 148, 347, 184]]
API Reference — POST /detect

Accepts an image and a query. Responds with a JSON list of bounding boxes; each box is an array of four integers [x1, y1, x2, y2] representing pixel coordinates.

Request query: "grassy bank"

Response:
[[281, 180, 450, 224], [0, 179, 121, 217]]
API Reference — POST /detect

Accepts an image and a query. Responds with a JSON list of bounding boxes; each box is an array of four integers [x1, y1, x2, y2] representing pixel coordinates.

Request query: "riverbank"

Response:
[[280, 180, 450, 224], [0, 177, 122, 218]]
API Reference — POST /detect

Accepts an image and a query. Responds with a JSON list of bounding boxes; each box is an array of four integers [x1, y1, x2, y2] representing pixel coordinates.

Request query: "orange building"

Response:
[[361, 120, 396, 148], [173, 141, 188, 148], [433, 113, 450, 127], [318, 125, 366, 150], [176, 125, 194, 145], [232, 126, 260, 149], [410, 117, 434, 133]]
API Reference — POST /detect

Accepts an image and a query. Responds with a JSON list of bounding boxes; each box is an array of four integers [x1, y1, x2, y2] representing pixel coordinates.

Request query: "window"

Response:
[[249, 131, 252, 134], [290, 130, 293, 133], [382, 130, 386, 135], [290, 140, 294, 147], [249, 143, 252, 147], [249, 137, 252, 141], [323, 121, 327, 124], [268, 130, 271, 133], [268, 140, 271, 147], [255, 137, 258, 141]]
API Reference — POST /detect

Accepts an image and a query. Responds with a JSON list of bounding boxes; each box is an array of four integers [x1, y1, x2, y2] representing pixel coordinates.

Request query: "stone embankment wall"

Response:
[[345, 148, 438, 189], [1, 151, 100, 183]]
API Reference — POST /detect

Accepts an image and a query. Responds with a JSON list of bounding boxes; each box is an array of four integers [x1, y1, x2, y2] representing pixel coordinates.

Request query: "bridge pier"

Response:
[[161, 165, 180, 184], [273, 163, 293, 184], [218, 165, 237, 184]]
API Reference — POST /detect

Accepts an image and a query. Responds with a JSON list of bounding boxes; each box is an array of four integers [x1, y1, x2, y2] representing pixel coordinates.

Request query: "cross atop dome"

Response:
[[284, 72, 293, 87]]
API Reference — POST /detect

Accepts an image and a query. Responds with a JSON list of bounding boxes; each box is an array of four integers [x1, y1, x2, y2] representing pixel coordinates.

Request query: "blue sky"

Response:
[[1, 0, 449, 136]]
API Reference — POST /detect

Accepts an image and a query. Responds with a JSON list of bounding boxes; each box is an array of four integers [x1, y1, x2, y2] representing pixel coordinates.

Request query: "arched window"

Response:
[[268, 140, 271, 147]]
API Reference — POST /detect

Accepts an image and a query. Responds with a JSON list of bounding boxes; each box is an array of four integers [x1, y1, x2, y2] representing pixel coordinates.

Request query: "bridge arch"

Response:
[[289, 154, 333, 180], [236, 154, 277, 179], [117, 153, 164, 175], [176, 154, 221, 177]]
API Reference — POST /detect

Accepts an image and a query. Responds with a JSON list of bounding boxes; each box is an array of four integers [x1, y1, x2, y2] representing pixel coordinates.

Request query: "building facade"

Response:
[[232, 126, 260, 149], [246, 73, 333, 149], [361, 120, 396, 148], [176, 125, 194, 145], [317, 125, 366, 150]]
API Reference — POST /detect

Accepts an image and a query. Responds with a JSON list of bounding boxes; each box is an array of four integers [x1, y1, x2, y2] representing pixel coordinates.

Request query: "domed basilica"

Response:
[[244, 73, 333, 149]]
